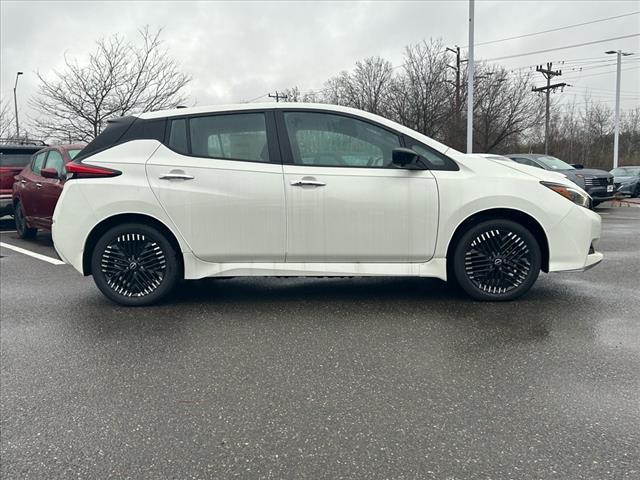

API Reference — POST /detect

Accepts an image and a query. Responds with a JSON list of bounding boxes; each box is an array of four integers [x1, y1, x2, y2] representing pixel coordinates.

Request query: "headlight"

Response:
[[540, 181, 592, 209]]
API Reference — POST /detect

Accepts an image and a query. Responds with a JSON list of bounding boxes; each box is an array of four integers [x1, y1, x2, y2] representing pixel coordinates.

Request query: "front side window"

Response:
[[284, 112, 400, 167], [32, 152, 47, 175], [45, 150, 65, 176], [189, 113, 269, 162]]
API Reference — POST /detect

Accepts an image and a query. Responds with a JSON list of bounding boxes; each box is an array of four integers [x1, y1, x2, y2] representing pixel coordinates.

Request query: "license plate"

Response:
[[607, 185, 614, 192]]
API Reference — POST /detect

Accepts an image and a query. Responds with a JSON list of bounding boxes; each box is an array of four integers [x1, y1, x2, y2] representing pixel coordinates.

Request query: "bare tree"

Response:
[[390, 40, 452, 140], [31, 26, 191, 142], [0, 98, 15, 139], [471, 66, 544, 153]]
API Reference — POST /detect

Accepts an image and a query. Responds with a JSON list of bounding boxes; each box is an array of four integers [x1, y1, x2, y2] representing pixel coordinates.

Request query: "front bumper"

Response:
[[616, 183, 638, 196], [546, 204, 603, 273], [586, 185, 615, 202]]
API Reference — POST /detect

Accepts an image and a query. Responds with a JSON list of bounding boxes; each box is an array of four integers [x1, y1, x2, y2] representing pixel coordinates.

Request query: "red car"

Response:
[[13, 143, 86, 238], [1, 143, 46, 217]]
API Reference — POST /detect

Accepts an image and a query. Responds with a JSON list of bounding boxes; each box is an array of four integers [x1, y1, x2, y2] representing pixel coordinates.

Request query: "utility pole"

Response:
[[605, 50, 634, 169], [466, 0, 475, 153], [532, 63, 566, 155], [446, 46, 462, 114], [268, 91, 288, 103], [13, 72, 23, 141]]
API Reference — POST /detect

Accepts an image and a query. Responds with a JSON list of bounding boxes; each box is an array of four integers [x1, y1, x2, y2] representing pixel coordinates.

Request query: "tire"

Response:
[[90, 223, 181, 306], [14, 201, 37, 239], [452, 219, 541, 301]]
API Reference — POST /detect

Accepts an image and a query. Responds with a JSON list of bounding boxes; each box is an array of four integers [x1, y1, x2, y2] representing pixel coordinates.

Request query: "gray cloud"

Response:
[[1, 0, 639, 129]]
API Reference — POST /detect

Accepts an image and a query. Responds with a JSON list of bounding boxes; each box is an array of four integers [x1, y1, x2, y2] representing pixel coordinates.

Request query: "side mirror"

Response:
[[392, 148, 425, 169], [571, 164, 584, 169], [40, 167, 60, 179]]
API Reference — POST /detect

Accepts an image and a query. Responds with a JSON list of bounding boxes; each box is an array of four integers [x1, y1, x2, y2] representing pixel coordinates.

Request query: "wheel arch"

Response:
[[82, 213, 184, 277], [446, 208, 550, 274]]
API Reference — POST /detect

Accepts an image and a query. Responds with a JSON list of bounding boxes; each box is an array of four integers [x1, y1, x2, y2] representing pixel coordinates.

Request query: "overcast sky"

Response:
[[1, 0, 639, 126]]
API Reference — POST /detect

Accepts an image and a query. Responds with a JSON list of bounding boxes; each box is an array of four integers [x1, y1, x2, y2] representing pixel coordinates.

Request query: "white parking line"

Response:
[[0, 242, 65, 265], [0, 230, 18, 233]]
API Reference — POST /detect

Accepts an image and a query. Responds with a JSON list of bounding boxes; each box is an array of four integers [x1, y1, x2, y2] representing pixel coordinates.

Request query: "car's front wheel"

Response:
[[14, 201, 37, 239], [452, 219, 541, 301], [90, 223, 181, 306]]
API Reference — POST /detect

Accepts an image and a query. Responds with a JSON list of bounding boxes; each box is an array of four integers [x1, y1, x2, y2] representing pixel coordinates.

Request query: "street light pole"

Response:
[[605, 50, 633, 169], [13, 72, 23, 141], [467, 0, 475, 153]]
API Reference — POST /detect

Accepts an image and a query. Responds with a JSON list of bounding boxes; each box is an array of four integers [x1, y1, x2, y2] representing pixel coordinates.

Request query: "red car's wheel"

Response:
[[14, 201, 37, 239]]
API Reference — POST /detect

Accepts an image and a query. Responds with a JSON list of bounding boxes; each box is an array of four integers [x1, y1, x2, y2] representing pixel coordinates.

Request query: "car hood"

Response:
[[614, 175, 638, 183], [465, 154, 575, 186]]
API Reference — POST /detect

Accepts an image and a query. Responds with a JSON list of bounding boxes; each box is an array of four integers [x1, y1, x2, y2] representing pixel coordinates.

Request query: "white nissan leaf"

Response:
[[52, 104, 603, 306]]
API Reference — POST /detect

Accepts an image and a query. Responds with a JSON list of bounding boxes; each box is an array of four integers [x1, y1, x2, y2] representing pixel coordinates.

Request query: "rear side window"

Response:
[[45, 150, 65, 176], [189, 113, 269, 162], [32, 152, 47, 175]]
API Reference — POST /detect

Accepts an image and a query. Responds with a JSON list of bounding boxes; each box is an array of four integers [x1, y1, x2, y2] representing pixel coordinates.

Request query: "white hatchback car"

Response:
[[52, 103, 602, 306]]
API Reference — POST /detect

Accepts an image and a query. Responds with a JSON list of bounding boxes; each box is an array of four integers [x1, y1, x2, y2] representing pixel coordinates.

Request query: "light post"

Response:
[[467, 0, 475, 153], [13, 72, 23, 141], [605, 50, 633, 169]]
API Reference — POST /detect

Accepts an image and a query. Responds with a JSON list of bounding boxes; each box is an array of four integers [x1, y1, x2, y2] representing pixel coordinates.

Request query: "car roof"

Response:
[[0, 145, 44, 152], [137, 102, 456, 156], [507, 153, 545, 159]]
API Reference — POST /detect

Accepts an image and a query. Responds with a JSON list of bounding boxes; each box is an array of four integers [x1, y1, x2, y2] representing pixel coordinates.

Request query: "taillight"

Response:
[[66, 161, 121, 179]]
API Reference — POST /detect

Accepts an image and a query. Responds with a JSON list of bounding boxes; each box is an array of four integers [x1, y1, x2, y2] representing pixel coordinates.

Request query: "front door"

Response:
[[279, 110, 439, 263], [38, 149, 66, 228], [18, 150, 48, 222], [146, 111, 286, 263]]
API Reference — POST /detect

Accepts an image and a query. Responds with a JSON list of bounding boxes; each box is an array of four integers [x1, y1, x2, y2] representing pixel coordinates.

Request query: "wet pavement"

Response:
[[1, 206, 639, 479]]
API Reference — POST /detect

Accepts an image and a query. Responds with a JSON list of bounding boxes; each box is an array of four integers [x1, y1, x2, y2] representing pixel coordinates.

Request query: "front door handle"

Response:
[[159, 172, 195, 181], [291, 178, 326, 187], [35, 183, 43, 188]]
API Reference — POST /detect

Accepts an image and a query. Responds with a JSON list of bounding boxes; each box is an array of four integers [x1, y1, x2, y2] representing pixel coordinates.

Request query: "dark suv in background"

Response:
[[0, 141, 47, 216], [507, 153, 615, 206]]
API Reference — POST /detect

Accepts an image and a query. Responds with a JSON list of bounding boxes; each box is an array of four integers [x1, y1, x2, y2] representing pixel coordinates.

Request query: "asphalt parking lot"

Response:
[[1, 206, 639, 480]]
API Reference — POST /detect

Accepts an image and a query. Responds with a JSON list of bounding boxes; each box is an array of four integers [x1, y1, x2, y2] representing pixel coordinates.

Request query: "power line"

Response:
[[481, 33, 640, 62], [464, 11, 640, 48], [245, 93, 269, 103]]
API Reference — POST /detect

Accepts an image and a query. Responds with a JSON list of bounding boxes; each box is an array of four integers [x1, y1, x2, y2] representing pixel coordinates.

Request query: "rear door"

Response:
[[146, 111, 286, 263]]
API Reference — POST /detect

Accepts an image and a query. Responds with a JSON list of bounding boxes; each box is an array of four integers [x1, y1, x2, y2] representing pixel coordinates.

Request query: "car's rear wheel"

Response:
[[452, 219, 541, 301], [90, 223, 180, 306], [14, 201, 37, 239]]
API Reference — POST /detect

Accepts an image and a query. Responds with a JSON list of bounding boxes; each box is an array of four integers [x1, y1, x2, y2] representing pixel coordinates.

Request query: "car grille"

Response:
[[584, 177, 612, 187]]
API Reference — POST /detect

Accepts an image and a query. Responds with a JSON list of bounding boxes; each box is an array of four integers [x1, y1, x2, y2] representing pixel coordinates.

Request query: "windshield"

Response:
[[536, 155, 574, 170], [68, 149, 83, 159], [611, 167, 640, 176]]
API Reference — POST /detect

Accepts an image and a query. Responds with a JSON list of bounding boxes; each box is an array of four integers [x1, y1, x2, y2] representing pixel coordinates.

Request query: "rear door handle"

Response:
[[291, 178, 326, 187], [159, 172, 194, 181], [36, 183, 42, 188]]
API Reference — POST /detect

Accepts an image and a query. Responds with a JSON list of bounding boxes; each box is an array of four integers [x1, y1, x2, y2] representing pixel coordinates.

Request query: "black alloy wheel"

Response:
[[91, 223, 180, 306], [453, 219, 541, 301], [14, 201, 37, 239]]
